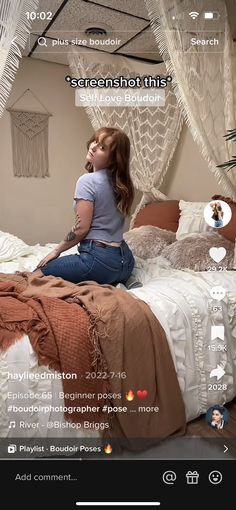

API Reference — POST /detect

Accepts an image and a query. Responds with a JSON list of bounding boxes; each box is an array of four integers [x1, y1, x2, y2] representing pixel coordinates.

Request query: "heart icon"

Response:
[[209, 247, 226, 263], [137, 390, 148, 400]]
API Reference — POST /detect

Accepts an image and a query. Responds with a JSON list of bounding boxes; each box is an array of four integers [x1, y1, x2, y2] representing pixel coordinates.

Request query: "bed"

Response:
[[0, 197, 236, 453]]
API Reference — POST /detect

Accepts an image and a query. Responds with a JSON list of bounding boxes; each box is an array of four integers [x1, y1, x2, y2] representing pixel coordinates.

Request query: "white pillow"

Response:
[[0, 230, 34, 262], [176, 200, 213, 240]]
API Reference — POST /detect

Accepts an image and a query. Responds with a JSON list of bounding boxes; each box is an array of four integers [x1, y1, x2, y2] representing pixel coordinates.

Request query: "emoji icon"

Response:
[[210, 286, 226, 301], [208, 470, 222, 485], [125, 390, 135, 401], [209, 247, 226, 262], [104, 444, 112, 454], [137, 390, 148, 400]]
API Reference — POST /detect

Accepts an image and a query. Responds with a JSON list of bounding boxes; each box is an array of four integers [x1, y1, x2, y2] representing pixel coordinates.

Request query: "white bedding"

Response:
[[131, 257, 236, 420], [1, 240, 236, 439]]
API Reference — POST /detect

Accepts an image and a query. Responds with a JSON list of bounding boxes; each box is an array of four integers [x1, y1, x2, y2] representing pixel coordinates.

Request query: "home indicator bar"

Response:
[[75, 503, 161, 507]]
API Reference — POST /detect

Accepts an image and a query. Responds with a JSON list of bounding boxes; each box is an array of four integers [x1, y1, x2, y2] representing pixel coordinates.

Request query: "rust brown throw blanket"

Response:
[[0, 272, 186, 447]]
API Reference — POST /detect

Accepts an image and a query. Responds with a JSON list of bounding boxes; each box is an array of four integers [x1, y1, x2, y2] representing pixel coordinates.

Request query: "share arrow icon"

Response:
[[209, 365, 225, 380]]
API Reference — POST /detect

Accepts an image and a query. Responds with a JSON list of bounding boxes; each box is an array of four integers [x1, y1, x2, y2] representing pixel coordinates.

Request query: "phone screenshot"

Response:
[[0, 0, 236, 507]]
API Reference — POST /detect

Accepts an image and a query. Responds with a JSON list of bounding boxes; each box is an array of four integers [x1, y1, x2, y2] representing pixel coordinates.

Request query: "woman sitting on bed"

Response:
[[210, 202, 224, 228], [34, 126, 135, 285]]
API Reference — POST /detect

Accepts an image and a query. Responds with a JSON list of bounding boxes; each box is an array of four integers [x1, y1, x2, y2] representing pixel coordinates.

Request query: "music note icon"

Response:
[[9, 421, 16, 428]]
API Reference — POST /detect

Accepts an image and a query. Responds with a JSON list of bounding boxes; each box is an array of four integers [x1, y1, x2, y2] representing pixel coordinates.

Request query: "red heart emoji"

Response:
[[137, 390, 148, 400]]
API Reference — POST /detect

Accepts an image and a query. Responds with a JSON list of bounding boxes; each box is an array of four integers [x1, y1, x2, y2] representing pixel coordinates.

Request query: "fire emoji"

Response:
[[104, 444, 112, 454], [125, 390, 135, 401]]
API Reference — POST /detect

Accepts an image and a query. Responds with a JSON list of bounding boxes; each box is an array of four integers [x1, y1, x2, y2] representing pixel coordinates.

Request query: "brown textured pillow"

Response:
[[124, 225, 176, 259], [162, 231, 234, 271], [211, 195, 236, 242], [133, 200, 180, 232]]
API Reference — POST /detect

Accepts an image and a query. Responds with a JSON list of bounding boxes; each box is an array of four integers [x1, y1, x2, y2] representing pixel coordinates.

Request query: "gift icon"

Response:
[[186, 471, 199, 484]]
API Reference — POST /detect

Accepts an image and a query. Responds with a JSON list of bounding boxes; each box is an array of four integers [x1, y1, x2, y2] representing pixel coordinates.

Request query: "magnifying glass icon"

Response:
[[37, 36, 47, 47]]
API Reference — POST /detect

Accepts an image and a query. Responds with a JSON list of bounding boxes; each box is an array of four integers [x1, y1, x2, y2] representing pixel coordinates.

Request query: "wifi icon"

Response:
[[189, 11, 199, 19]]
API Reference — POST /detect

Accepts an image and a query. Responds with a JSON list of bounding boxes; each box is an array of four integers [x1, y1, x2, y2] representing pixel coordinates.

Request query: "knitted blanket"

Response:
[[0, 272, 186, 447]]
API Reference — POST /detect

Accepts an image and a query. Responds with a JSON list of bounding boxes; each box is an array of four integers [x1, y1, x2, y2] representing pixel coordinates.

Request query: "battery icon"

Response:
[[204, 12, 220, 19]]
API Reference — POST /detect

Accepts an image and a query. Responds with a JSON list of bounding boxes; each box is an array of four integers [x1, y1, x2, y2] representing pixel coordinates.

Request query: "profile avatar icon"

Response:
[[210, 202, 224, 228], [204, 200, 232, 229], [206, 404, 229, 430]]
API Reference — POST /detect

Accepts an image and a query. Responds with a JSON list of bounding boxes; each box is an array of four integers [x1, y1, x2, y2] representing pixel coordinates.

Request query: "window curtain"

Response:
[[145, 0, 236, 199], [0, 0, 39, 117], [68, 49, 183, 224]]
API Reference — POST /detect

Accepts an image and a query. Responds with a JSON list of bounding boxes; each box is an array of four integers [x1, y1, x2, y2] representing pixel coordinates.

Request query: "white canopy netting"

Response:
[[68, 49, 184, 225], [0, 0, 39, 117], [145, 0, 236, 199]]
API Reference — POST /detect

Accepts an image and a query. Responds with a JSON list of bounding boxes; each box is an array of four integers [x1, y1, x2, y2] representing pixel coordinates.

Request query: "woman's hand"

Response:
[[36, 248, 60, 268]]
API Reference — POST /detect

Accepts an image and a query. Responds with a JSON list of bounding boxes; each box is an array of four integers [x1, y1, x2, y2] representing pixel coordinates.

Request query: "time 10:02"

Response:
[[26, 11, 53, 21]]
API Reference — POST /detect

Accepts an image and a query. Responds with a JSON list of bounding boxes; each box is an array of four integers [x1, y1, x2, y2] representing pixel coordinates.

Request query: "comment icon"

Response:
[[210, 286, 226, 301]]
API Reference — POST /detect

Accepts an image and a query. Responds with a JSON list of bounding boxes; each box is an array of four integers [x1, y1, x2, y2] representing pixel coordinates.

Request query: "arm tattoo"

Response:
[[64, 214, 80, 241], [64, 214, 81, 242], [73, 214, 81, 231], [64, 230, 76, 242]]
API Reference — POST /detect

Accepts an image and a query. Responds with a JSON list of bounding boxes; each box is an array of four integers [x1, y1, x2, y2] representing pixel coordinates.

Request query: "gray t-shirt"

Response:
[[74, 168, 125, 243]]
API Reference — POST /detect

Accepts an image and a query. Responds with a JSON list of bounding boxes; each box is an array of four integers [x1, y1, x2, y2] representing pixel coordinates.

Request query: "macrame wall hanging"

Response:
[[7, 88, 52, 177]]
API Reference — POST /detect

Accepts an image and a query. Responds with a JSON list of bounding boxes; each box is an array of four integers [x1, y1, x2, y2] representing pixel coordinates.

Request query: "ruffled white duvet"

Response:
[[132, 256, 236, 420], [1, 236, 236, 439]]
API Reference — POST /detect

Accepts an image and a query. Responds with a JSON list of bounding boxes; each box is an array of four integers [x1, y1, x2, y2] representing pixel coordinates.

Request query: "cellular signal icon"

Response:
[[189, 11, 199, 19]]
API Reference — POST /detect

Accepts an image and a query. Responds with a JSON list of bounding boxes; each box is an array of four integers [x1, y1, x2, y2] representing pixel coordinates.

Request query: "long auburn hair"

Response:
[[85, 127, 134, 216]]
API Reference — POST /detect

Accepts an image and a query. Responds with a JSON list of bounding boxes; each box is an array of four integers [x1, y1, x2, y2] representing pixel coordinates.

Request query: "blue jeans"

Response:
[[39, 240, 135, 285], [214, 219, 223, 228]]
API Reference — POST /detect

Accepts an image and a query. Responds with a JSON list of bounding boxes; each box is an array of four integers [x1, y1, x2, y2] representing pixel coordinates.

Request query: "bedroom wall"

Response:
[[0, 57, 94, 245], [0, 57, 142, 245]]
